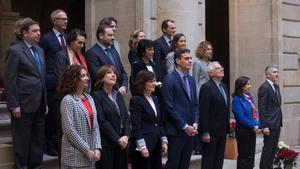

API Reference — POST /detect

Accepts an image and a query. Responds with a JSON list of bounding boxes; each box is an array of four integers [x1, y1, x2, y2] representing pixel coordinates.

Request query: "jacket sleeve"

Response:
[[4, 48, 20, 110], [258, 85, 269, 128], [199, 84, 211, 134]]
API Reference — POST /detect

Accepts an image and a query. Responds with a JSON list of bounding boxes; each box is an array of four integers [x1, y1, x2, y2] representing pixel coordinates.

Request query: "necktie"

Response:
[[105, 48, 116, 66], [273, 84, 281, 103], [183, 75, 191, 99], [30, 46, 42, 73], [59, 34, 66, 48], [219, 84, 227, 104]]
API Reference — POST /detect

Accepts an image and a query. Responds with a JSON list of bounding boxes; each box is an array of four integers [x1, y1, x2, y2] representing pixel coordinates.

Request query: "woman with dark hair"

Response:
[[91, 65, 130, 169], [165, 33, 186, 74], [130, 39, 162, 95], [54, 29, 89, 161], [129, 70, 168, 169], [57, 65, 101, 168], [232, 76, 260, 169], [128, 29, 145, 64], [55, 29, 88, 85]]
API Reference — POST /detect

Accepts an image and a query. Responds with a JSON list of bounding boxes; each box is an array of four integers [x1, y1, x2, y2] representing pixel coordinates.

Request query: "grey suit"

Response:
[[4, 41, 47, 168], [60, 93, 101, 168], [258, 80, 282, 169], [192, 58, 211, 99]]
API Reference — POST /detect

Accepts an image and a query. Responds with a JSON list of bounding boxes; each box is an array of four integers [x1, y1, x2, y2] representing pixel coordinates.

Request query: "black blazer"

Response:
[[154, 36, 171, 79], [39, 31, 67, 90], [86, 44, 128, 90], [199, 79, 230, 136], [54, 48, 70, 87], [129, 95, 166, 151], [258, 80, 282, 129], [128, 47, 139, 65], [92, 89, 130, 147]]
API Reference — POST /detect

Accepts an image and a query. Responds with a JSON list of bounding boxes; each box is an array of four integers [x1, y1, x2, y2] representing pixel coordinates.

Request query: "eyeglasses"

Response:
[[55, 18, 68, 21]]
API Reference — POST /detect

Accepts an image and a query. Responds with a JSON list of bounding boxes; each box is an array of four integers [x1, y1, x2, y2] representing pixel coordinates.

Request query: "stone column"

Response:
[[155, 0, 205, 56], [0, 0, 20, 102]]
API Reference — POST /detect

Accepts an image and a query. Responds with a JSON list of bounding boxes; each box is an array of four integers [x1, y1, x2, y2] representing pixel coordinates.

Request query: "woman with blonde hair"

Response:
[[128, 29, 145, 64]]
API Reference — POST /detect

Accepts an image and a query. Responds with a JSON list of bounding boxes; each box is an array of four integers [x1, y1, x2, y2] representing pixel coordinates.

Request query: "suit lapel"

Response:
[[210, 80, 227, 106], [21, 43, 40, 75], [142, 96, 158, 119], [50, 31, 62, 48], [265, 81, 281, 105], [101, 91, 121, 117], [75, 94, 92, 130], [174, 71, 191, 101]]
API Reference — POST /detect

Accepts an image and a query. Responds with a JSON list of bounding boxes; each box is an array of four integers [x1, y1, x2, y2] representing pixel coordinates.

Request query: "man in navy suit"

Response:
[[258, 64, 282, 169], [39, 9, 68, 156], [4, 17, 47, 169], [199, 61, 230, 169], [86, 24, 128, 94], [154, 19, 176, 79], [162, 48, 199, 169]]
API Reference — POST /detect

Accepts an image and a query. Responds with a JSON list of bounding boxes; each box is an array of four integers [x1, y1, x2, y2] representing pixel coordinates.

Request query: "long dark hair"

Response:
[[232, 76, 250, 96]]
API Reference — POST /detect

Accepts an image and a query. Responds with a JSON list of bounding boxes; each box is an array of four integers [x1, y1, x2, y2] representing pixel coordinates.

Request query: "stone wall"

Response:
[[230, 0, 300, 145]]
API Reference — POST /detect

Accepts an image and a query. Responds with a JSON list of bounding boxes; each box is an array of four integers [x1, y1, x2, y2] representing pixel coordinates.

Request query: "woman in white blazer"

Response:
[[57, 65, 101, 168]]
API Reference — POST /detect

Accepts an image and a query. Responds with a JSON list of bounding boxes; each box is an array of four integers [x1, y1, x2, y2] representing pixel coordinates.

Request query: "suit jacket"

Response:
[[162, 70, 199, 136], [232, 95, 260, 129], [4, 41, 47, 113], [258, 80, 282, 129], [91, 89, 130, 147], [199, 79, 230, 136], [39, 31, 67, 90], [54, 48, 70, 87], [192, 58, 211, 98], [86, 44, 128, 90], [154, 36, 171, 79], [60, 93, 101, 167], [129, 95, 166, 151]]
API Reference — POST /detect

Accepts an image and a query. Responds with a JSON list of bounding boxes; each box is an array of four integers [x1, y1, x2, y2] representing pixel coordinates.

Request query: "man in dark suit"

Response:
[[39, 9, 68, 156], [258, 64, 282, 169], [86, 24, 128, 94], [199, 61, 230, 169], [154, 19, 176, 79], [162, 48, 199, 169], [4, 17, 47, 169]]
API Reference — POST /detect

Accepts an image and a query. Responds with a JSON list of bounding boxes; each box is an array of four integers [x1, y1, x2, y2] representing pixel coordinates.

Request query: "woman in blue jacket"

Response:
[[232, 76, 260, 169]]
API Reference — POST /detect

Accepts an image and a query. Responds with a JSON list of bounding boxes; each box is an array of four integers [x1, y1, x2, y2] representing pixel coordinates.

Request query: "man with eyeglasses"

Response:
[[199, 61, 230, 169], [39, 9, 68, 156]]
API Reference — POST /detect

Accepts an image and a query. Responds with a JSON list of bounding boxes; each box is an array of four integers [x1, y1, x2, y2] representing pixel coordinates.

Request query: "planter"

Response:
[[224, 138, 238, 160]]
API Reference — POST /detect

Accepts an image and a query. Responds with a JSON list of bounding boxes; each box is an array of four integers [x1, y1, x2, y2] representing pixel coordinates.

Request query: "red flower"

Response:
[[230, 122, 235, 129]]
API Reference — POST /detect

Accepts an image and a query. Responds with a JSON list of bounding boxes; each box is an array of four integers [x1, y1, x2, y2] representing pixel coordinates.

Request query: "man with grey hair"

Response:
[[39, 8, 68, 156], [199, 61, 230, 169], [4, 17, 47, 169], [258, 64, 282, 169]]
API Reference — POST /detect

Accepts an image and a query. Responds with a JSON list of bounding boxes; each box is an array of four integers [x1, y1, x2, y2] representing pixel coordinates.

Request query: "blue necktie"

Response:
[[30, 46, 42, 73], [105, 48, 116, 66], [219, 84, 227, 104]]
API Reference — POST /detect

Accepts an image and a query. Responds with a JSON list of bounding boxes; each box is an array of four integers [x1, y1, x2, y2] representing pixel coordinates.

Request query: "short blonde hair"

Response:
[[195, 41, 212, 59]]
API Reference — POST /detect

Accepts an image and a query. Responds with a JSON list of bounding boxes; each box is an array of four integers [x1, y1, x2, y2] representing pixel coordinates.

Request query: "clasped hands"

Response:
[[86, 149, 101, 161], [184, 123, 198, 136], [117, 136, 128, 149]]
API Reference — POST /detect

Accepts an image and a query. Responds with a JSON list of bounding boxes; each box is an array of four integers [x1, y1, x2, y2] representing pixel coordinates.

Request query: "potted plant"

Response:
[[224, 121, 238, 159], [274, 141, 299, 169]]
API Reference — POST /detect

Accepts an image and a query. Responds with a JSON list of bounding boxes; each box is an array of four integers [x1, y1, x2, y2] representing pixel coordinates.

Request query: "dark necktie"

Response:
[[59, 34, 66, 48], [273, 84, 281, 103], [30, 46, 42, 73], [219, 84, 227, 104], [105, 48, 116, 66], [183, 75, 191, 99]]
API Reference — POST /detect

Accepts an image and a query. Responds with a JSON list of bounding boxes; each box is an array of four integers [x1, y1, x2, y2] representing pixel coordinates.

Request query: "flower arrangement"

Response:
[[228, 121, 236, 138], [274, 141, 299, 169]]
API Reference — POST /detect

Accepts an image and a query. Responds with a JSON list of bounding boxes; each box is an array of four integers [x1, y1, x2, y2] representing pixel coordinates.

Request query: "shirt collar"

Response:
[[266, 79, 276, 91], [213, 79, 222, 86], [53, 28, 63, 37], [163, 35, 172, 44], [97, 42, 110, 51], [175, 68, 188, 79]]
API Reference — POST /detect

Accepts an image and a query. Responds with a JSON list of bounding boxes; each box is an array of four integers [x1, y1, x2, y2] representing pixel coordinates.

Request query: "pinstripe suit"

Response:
[[60, 93, 101, 168]]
